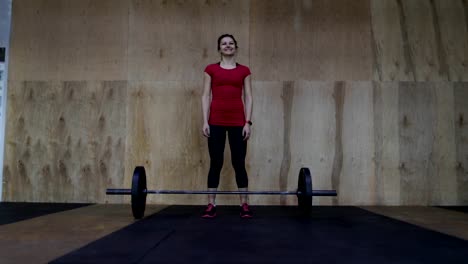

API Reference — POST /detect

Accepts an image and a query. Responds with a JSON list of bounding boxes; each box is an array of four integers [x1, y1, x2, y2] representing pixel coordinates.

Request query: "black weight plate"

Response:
[[297, 167, 313, 212], [131, 166, 147, 219]]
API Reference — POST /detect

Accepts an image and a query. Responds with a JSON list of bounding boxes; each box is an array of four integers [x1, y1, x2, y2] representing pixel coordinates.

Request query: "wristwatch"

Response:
[[246, 120, 253, 126]]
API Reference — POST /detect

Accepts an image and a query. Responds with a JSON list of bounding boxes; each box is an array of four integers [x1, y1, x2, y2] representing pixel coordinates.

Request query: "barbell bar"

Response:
[[106, 189, 337, 196], [106, 166, 338, 219]]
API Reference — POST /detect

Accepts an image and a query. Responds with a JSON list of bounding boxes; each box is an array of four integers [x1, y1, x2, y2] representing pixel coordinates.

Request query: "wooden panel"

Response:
[[399, 82, 436, 205], [9, 0, 61, 80], [331, 82, 344, 205], [249, 0, 297, 80], [454, 82, 468, 204], [297, 0, 372, 81], [399, 0, 448, 81], [371, 0, 468, 81], [90, 81, 128, 203], [4, 0, 467, 206], [432, 82, 457, 204], [77, 0, 129, 80], [3, 81, 59, 201], [289, 81, 336, 205], [371, 0, 413, 81], [433, 0, 468, 81], [339, 82, 375, 204], [250, 0, 372, 81], [8, 0, 129, 81], [128, 0, 250, 81], [397, 82, 457, 205], [3, 81, 127, 202], [373, 81, 400, 204], [125, 80, 340, 206], [125, 81, 286, 206], [125, 81, 209, 205], [246, 81, 284, 205]]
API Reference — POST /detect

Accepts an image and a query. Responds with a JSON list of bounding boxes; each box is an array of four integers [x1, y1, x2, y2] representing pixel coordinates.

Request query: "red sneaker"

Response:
[[240, 203, 253, 218], [201, 203, 217, 218]]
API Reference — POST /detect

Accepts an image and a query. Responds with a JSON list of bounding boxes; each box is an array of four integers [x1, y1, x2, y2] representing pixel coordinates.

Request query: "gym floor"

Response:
[[0, 203, 467, 263]]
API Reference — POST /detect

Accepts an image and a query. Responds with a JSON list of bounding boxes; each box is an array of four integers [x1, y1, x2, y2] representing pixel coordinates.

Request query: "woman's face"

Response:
[[219, 37, 236, 56]]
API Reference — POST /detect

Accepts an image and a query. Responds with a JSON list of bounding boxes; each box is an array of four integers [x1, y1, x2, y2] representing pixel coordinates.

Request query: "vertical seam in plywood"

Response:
[[332, 81, 344, 205], [373, 81, 383, 204], [279, 81, 293, 205]]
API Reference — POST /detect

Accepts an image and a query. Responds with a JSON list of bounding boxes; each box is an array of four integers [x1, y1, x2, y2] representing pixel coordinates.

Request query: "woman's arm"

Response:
[[243, 75, 253, 123], [202, 72, 211, 136]]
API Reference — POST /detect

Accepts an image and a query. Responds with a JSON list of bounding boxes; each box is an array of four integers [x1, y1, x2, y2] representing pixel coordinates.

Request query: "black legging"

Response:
[[207, 125, 248, 188]]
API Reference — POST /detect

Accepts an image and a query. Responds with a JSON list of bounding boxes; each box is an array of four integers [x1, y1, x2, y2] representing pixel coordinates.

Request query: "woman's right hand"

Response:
[[202, 123, 210, 137]]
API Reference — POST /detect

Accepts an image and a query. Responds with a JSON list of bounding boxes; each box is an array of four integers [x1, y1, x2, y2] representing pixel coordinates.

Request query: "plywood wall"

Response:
[[3, 80, 127, 202], [3, 0, 468, 205]]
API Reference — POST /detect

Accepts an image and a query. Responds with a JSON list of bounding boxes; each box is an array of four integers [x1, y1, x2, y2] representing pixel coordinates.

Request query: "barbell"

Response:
[[106, 166, 338, 219]]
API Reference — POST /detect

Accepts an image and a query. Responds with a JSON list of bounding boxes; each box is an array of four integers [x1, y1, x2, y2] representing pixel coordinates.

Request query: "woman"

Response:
[[201, 34, 253, 218]]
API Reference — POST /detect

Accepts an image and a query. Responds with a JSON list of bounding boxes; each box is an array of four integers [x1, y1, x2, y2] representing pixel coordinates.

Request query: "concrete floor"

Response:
[[0, 205, 466, 263]]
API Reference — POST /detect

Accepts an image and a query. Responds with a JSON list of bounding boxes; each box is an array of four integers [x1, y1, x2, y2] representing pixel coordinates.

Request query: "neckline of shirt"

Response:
[[218, 62, 238, 70]]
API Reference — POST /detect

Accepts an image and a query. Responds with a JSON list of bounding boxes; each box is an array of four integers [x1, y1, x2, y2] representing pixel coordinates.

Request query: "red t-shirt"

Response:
[[204, 63, 251, 126]]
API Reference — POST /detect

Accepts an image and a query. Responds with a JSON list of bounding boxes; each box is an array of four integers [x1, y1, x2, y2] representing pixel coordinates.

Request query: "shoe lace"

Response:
[[206, 204, 214, 211], [242, 203, 250, 211]]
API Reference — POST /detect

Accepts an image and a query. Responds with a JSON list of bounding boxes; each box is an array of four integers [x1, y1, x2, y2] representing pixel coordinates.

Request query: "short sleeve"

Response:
[[204, 64, 214, 76], [245, 67, 252, 77], [244, 66, 251, 78]]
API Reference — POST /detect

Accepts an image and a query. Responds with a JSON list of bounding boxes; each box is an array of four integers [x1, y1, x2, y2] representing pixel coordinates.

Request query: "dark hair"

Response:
[[217, 34, 238, 51]]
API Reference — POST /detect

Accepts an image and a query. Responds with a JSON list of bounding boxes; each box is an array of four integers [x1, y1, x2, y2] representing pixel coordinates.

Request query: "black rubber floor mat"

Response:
[[52, 206, 468, 264]]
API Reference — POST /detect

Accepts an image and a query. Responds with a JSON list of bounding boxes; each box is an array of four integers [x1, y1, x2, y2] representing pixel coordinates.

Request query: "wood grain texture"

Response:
[[125, 81, 209, 205], [250, 0, 372, 81], [8, 0, 129, 81], [371, 0, 414, 81], [331, 82, 344, 205], [247, 81, 285, 205], [279, 81, 293, 205], [432, 0, 468, 81], [432, 82, 457, 204], [249, 0, 298, 80], [397, 0, 448, 81], [396, 82, 457, 205], [454, 82, 468, 204], [125, 80, 340, 205], [128, 0, 250, 81], [249, 81, 337, 206], [4, 0, 468, 205], [339, 82, 375, 204], [3, 81, 127, 202], [297, 0, 373, 81], [399, 82, 436, 205], [371, 0, 468, 81], [290, 81, 336, 205], [373, 81, 400, 205]]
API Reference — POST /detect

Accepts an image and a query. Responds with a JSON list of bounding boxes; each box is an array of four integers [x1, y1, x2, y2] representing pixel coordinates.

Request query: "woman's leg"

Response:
[[207, 125, 226, 204], [227, 126, 249, 204]]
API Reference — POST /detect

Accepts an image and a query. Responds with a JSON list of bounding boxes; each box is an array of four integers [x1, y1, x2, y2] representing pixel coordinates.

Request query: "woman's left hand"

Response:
[[242, 124, 251, 141]]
